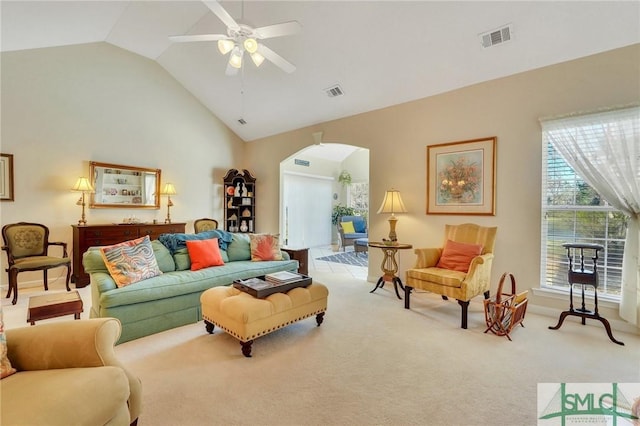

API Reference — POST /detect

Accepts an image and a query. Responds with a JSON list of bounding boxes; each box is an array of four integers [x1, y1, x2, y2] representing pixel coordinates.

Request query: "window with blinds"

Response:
[[541, 142, 627, 298]]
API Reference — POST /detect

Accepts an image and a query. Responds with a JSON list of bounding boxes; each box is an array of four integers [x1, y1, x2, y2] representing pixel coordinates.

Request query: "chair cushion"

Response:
[[436, 239, 483, 272], [341, 221, 355, 233], [11, 256, 70, 271], [341, 216, 367, 233], [186, 238, 225, 271], [406, 267, 467, 288], [100, 236, 162, 287]]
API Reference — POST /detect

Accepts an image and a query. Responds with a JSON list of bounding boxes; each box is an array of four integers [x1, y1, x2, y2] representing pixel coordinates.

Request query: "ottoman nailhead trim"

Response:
[[202, 308, 327, 342]]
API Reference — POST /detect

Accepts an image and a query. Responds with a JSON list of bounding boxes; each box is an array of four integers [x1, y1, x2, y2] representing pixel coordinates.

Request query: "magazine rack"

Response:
[[483, 272, 528, 340]]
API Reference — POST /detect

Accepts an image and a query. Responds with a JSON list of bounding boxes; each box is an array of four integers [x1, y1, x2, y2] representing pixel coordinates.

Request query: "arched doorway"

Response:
[[280, 143, 369, 249]]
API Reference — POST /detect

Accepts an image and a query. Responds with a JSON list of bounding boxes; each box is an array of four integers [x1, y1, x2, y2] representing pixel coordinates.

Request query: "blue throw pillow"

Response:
[[353, 218, 366, 233]]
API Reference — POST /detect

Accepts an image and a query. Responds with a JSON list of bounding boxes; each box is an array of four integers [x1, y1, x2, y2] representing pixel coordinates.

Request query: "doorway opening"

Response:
[[279, 143, 369, 250]]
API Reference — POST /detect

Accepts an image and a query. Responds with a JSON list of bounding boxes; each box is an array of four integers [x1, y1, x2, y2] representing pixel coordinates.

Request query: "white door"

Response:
[[282, 172, 332, 248]]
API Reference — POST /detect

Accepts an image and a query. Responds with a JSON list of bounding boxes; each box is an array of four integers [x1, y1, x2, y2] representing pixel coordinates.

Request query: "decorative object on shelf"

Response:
[[377, 189, 407, 242], [226, 186, 235, 196], [0, 153, 14, 201], [240, 220, 248, 232], [241, 183, 248, 197], [338, 170, 352, 186], [242, 208, 251, 217], [426, 136, 496, 215], [71, 177, 95, 226], [235, 182, 241, 195], [160, 183, 177, 224], [227, 198, 234, 208]]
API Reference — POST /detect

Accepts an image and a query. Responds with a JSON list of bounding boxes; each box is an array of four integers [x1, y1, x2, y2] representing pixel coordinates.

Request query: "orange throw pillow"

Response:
[[186, 238, 225, 271], [436, 239, 483, 273], [249, 234, 283, 261]]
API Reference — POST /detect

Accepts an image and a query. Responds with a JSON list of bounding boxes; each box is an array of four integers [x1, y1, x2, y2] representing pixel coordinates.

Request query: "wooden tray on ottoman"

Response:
[[233, 274, 312, 298], [27, 290, 83, 325]]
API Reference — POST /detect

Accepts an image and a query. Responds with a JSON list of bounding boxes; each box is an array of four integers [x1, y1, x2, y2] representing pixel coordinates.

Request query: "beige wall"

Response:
[[0, 42, 244, 282], [246, 44, 640, 329]]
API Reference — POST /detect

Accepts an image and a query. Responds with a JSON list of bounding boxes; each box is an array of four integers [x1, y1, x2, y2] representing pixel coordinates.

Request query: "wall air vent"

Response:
[[324, 84, 344, 98], [238, 118, 247, 125], [480, 24, 512, 48]]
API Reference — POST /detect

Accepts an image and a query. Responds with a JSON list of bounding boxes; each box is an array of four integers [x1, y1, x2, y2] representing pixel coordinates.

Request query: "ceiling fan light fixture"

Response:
[[250, 51, 265, 67], [243, 38, 258, 54], [218, 39, 235, 55], [229, 47, 243, 69]]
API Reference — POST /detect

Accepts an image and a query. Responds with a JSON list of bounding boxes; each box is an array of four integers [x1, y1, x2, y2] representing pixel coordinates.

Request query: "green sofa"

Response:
[[83, 234, 299, 343]]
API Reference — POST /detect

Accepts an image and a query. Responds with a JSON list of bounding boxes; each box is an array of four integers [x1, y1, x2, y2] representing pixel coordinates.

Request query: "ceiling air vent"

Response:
[[324, 84, 344, 98], [480, 24, 512, 49], [237, 118, 247, 125]]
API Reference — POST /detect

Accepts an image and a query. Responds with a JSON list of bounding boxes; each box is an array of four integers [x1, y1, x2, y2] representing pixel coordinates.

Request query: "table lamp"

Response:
[[160, 183, 177, 224], [377, 189, 407, 242], [71, 177, 94, 226]]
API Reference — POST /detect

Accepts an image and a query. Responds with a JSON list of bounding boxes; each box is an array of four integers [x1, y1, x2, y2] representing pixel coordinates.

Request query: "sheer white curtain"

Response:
[[541, 105, 640, 325]]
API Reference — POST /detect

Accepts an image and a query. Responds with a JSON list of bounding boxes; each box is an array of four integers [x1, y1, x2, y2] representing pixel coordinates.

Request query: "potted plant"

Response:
[[338, 170, 352, 186]]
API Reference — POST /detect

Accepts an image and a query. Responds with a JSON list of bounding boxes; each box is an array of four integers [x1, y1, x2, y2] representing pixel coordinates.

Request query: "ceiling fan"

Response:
[[169, 0, 301, 76]]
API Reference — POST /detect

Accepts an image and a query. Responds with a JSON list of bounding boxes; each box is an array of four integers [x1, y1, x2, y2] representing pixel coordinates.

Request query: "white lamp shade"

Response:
[[217, 39, 235, 55], [229, 47, 243, 69], [161, 183, 177, 196], [243, 38, 258, 54], [71, 177, 94, 192], [377, 189, 407, 214], [250, 51, 265, 67]]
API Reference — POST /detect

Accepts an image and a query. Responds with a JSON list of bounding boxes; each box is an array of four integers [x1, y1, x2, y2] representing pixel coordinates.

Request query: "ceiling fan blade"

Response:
[[257, 44, 296, 73], [169, 34, 229, 42], [203, 0, 240, 31], [225, 61, 239, 76], [255, 21, 302, 39]]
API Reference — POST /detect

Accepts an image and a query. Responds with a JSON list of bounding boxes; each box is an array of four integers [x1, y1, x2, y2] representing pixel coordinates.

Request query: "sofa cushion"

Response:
[[227, 233, 251, 261], [158, 230, 233, 253], [249, 233, 283, 261], [436, 239, 483, 273], [101, 236, 162, 287], [186, 238, 225, 271], [151, 240, 175, 273]]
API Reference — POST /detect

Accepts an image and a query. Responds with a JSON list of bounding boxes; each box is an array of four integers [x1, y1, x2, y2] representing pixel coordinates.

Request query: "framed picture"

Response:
[[0, 153, 14, 202], [427, 137, 496, 215]]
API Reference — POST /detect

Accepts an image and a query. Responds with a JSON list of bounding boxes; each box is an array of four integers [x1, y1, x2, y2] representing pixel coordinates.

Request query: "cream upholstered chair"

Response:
[[194, 218, 219, 233], [2, 222, 71, 305], [405, 223, 497, 329]]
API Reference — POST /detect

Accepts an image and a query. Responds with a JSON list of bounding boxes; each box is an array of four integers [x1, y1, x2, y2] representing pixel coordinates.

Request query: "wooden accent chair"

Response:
[[404, 223, 497, 329], [1, 222, 71, 305], [194, 218, 219, 233]]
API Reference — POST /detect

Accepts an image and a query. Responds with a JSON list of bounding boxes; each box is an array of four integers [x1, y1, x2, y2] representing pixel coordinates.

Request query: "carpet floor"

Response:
[[114, 270, 640, 426], [316, 251, 368, 267]]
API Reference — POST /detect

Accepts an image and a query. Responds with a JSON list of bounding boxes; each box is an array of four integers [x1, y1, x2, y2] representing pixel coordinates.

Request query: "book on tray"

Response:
[[236, 277, 272, 290], [264, 271, 303, 284]]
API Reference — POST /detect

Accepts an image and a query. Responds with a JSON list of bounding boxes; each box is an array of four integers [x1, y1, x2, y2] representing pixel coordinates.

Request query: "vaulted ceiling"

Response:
[[2, 1, 639, 142]]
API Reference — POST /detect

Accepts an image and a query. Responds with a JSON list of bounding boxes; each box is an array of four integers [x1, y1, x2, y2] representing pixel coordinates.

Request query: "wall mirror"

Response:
[[89, 161, 161, 209]]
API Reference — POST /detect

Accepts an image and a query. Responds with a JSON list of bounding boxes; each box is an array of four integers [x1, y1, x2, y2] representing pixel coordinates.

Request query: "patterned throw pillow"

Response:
[[436, 239, 483, 273], [1, 311, 16, 379], [186, 238, 225, 271], [100, 236, 162, 288], [249, 233, 283, 261]]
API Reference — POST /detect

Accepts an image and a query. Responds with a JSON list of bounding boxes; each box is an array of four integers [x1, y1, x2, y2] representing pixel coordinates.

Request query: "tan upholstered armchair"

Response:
[[3, 318, 142, 426], [194, 218, 219, 233], [405, 223, 497, 329], [2, 222, 71, 305]]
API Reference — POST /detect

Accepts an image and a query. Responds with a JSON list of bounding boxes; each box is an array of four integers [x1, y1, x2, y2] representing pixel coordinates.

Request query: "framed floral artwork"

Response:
[[427, 137, 496, 215], [0, 153, 14, 202]]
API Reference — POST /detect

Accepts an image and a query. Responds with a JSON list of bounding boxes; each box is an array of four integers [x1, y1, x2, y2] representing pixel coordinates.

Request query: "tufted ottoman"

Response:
[[200, 283, 328, 357]]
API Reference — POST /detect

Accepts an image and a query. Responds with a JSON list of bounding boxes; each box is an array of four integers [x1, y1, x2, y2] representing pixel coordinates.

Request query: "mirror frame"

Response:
[[89, 161, 161, 209]]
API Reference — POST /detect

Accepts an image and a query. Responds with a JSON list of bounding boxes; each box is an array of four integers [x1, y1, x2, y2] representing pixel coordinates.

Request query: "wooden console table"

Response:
[[280, 247, 309, 275], [71, 223, 186, 287]]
